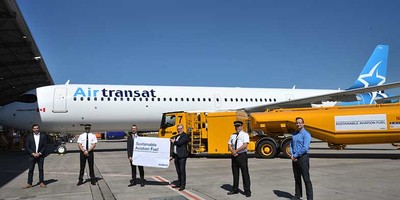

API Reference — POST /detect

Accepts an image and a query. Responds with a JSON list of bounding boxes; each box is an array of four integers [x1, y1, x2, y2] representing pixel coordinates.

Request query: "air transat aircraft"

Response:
[[0, 45, 399, 133]]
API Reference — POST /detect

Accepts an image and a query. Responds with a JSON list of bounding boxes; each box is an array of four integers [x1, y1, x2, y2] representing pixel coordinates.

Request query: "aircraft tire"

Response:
[[57, 145, 67, 154]]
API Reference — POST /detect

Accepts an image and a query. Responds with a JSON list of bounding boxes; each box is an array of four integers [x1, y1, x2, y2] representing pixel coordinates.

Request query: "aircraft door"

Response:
[[214, 94, 221, 108], [53, 88, 68, 113]]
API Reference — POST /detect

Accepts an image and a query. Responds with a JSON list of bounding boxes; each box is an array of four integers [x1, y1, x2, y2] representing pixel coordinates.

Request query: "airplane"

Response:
[[0, 45, 399, 134]]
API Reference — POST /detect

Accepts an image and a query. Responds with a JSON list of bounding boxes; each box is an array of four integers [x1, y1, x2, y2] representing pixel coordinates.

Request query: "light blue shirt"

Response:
[[290, 128, 311, 158]]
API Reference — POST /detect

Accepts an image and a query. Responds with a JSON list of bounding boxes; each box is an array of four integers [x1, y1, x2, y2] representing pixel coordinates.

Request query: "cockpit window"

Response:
[[16, 94, 37, 103]]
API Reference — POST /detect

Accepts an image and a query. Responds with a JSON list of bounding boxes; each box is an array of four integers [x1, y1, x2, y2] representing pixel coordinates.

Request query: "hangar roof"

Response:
[[0, 0, 53, 106]]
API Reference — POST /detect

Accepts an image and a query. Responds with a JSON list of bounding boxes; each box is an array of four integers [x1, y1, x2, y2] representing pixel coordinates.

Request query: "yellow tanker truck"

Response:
[[158, 103, 400, 158]]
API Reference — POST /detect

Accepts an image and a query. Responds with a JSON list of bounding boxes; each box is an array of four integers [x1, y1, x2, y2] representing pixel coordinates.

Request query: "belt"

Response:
[[298, 153, 308, 158]]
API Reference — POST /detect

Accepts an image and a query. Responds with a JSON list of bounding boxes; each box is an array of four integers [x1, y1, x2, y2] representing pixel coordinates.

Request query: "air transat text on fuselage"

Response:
[[73, 87, 156, 98]]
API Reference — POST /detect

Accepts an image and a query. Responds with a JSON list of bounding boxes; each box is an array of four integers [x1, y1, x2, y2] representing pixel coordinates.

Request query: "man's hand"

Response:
[[84, 150, 89, 156], [128, 157, 132, 162], [170, 138, 175, 143], [291, 155, 297, 162]]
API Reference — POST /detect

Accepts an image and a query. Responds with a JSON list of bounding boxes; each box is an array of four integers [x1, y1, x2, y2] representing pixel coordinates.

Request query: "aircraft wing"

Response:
[[243, 81, 400, 112]]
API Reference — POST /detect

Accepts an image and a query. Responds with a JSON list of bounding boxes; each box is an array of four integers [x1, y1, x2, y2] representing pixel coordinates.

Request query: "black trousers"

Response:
[[79, 151, 95, 181], [130, 162, 144, 181], [292, 154, 313, 200], [27, 156, 44, 184], [231, 152, 251, 194], [174, 156, 187, 187]]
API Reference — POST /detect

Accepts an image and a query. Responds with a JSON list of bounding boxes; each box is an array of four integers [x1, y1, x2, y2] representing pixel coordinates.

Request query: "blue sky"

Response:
[[17, 0, 400, 92]]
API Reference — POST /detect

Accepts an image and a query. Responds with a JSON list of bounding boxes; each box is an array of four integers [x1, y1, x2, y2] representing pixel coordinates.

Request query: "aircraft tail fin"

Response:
[[348, 45, 389, 89]]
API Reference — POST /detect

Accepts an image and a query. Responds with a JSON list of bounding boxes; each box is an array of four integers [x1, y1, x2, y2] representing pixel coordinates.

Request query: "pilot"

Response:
[[77, 124, 98, 186], [227, 120, 251, 197]]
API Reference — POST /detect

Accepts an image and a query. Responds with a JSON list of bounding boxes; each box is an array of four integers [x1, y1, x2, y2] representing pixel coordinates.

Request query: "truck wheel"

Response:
[[257, 140, 277, 158], [57, 145, 67, 154], [282, 140, 292, 159]]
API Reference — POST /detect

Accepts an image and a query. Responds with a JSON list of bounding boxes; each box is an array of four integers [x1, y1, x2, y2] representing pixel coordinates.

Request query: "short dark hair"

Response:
[[131, 124, 137, 127], [295, 117, 304, 123], [32, 124, 39, 128]]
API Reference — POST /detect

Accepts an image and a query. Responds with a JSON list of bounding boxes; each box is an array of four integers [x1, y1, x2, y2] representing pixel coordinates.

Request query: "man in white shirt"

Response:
[[127, 124, 145, 187], [24, 124, 47, 189], [77, 124, 97, 186], [227, 121, 251, 197]]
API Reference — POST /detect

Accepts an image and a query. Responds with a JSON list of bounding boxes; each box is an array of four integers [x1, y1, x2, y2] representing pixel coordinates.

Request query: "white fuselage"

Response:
[[0, 84, 336, 132]]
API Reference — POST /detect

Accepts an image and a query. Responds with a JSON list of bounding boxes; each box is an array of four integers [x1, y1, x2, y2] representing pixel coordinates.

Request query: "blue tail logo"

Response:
[[348, 45, 388, 89], [338, 45, 389, 106]]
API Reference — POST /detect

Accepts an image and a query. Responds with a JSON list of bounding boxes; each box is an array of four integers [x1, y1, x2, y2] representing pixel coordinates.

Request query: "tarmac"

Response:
[[0, 140, 399, 200]]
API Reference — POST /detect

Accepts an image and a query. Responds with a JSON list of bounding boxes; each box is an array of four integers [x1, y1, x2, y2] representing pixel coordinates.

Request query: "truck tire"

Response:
[[257, 140, 277, 158], [281, 140, 292, 159], [57, 145, 67, 154]]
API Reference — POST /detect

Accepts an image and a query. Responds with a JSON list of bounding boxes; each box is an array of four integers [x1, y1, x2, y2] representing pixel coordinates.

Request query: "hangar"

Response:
[[0, 0, 53, 106]]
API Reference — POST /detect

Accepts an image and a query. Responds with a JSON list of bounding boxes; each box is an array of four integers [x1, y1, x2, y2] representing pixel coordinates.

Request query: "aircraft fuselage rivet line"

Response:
[[152, 176, 204, 200]]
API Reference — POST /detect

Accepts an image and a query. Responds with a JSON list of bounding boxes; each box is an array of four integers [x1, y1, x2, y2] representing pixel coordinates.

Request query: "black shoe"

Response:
[[179, 187, 185, 191], [227, 191, 239, 195], [172, 185, 180, 188], [246, 193, 251, 197], [128, 181, 136, 187], [290, 196, 301, 200], [77, 181, 84, 186], [91, 180, 96, 185], [140, 182, 145, 187]]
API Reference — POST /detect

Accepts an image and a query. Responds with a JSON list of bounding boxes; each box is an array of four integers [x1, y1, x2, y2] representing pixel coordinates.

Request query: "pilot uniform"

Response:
[[77, 124, 97, 185], [227, 121, 251, 197]]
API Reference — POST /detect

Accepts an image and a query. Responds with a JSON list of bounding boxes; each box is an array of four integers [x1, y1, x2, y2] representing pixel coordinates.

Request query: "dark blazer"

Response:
[[127, 133, 143, 158], [172, 133, 190, 158], [26, 132, 47, 156]]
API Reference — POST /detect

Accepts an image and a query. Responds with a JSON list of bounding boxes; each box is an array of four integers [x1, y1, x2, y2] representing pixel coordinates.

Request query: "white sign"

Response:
[[132, 137, 170, 168], [335, 114, 387, 131]]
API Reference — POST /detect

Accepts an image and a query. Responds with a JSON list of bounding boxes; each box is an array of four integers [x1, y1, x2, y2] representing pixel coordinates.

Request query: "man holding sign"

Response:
[[170, 124, 190, 191], [127, 124, 145, 187]]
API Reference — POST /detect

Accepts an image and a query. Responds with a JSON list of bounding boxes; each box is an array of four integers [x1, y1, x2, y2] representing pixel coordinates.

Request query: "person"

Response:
[[170, 124, 189, 191], [227, 120, 251, 197], [24, 124, 47, 188], [290, 117, 313, 200], [127, 124, 145, 187], [77, 124, 98, 186]]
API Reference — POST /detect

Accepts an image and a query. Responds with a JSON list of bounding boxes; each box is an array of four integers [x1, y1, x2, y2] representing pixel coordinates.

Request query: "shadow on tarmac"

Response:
[[0, 144, 60, 188], [273, 189, 294, 199]]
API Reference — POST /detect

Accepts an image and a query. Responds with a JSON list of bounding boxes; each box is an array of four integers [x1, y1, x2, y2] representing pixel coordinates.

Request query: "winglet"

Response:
[[348, 45, 389, 89]]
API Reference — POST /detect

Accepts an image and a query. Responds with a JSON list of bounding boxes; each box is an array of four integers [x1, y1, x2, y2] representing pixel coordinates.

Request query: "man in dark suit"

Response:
[[24, 124, 47, 189], [170, 124, 190, 191], [127, 124, 145, 187]]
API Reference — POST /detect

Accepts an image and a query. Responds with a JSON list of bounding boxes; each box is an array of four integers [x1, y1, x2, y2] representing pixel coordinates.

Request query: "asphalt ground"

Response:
[[0, 140, 399, 200]]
